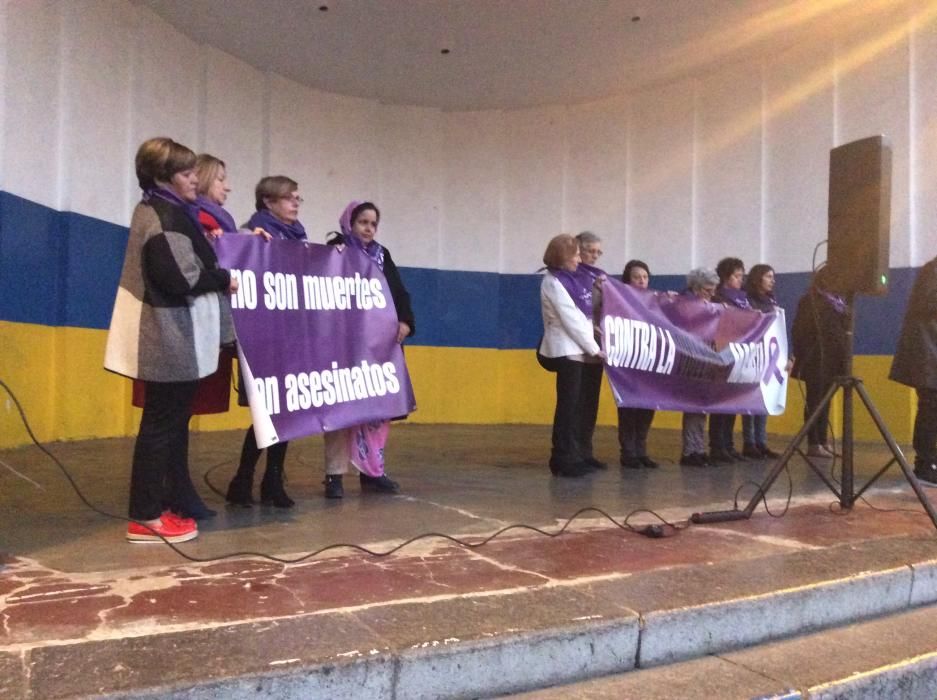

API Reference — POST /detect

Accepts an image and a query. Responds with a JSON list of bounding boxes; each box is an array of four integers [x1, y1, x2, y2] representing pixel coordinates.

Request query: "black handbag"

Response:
[[536, 336, 560, 372]]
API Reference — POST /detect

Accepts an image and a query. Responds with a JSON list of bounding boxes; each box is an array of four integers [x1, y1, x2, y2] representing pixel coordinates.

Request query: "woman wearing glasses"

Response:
[[225, 176, 307, 509]]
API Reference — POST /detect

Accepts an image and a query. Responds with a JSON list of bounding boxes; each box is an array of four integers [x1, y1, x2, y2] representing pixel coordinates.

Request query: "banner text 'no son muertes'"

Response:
[[215, 236, 416, 449], [601, 278, 788, 415]]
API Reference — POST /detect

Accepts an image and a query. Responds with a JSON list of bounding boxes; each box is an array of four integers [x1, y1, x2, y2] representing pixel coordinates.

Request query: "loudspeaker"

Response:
[[826, 135, 891, 296]]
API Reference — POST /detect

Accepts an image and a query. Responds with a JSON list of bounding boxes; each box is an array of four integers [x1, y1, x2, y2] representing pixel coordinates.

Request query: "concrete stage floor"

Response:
[[3, 424, 937, 698]]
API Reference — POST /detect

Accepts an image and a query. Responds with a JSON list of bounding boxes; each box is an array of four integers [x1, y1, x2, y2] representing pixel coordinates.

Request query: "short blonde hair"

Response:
[[195, 153, 226, 196], [542, 234, 579, 268]]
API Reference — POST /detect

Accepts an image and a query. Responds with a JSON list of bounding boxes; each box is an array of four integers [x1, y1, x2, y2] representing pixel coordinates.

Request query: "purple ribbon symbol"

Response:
[[762, 337, 784, 385]]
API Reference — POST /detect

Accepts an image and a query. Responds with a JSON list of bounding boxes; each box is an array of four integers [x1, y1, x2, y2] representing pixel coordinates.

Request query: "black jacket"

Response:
[[890, 258, 937, 390], [790, 289, 850, 383]]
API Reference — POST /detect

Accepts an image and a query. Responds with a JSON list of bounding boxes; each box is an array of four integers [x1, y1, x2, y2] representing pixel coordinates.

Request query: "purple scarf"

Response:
[[819, 289, 848, 315], [339, 200, 385, 270], [717, 286, 752, 310], [247, 208, 307, 241], [143, 187, 202, 231], [549, 264, 600, 318], [195, 195, 238, 233]]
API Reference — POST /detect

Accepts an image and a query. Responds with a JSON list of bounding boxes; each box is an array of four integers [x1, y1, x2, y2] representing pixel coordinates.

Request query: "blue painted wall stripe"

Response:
[[0, 190, 920, 355]]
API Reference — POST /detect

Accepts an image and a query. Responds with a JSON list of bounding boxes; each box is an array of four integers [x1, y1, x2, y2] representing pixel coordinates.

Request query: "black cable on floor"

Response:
[[1, 378, 687, 565], [731, 462, 795, 519]]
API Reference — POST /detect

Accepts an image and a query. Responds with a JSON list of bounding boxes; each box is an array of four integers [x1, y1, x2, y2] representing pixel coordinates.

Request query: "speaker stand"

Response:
[[692, 293, 937, 531]]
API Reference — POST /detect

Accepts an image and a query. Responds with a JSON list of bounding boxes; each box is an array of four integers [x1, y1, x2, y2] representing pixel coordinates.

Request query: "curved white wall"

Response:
[[2, 0, 936, 278]]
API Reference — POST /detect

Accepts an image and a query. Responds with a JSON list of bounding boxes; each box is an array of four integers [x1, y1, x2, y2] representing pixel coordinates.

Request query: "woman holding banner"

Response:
[[225, 176, 307, 509], [741, 264, 782, 459], [679, 268, 719, 467], [321, 201, 414, 499], [105, 137, 237, 543], [708, 257, 751, 463], [616, 259, 659, 469], [538, 234, 605, 478]]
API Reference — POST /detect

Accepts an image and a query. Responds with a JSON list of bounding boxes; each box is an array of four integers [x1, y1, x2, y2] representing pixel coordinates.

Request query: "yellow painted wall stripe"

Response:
[[0, 320, 917, 449]]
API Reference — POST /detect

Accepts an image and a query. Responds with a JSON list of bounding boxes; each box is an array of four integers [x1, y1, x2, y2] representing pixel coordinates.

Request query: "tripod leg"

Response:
[[692, 380, 844, 524], [741, 380, 844, 517], [853, 382, 937, 531], [841, 380, 854, 507]]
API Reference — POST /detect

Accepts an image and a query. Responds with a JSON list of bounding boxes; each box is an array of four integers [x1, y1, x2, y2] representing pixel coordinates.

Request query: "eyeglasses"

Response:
[[583, 247, 603, 257], [282, 195, 304, 204]]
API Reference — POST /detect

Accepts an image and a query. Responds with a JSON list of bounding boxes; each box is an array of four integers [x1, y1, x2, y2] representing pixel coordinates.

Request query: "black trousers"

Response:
[[708, 413, 737, 452], [617, 407, 655, 459], [914, 388, 937, 464], [804, 377, 833, 447], [551, 359, 603, 468], [129, 380, 198, 521]]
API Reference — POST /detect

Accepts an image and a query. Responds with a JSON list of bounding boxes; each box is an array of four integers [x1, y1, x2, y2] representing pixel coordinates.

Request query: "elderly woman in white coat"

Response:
[[538, 234, 605, 478]]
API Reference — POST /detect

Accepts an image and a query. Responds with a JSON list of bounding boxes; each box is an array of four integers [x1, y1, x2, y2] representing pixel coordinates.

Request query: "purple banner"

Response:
[[601, 278, 788, 414], [215, 235, 416, 448]]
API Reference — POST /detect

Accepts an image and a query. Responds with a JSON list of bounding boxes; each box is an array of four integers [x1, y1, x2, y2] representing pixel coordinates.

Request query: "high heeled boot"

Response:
[[226, 431, 261, 507], [225, 467, 255, 507], [260, 463, 295, 508]]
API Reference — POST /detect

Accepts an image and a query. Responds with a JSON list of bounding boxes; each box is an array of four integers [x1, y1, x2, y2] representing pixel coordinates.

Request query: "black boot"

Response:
[[261, 463, 295, 508], [227, 428, 260, 507], [225, 473, 254, 507], [324, 474, 344, 499]]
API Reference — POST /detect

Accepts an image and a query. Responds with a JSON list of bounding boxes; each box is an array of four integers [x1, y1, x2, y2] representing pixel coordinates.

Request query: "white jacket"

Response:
[[539, 273, 601, 359]]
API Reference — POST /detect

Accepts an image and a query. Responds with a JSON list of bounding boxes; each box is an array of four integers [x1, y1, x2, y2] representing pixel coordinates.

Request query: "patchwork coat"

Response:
[[105, 197, 234, 382]]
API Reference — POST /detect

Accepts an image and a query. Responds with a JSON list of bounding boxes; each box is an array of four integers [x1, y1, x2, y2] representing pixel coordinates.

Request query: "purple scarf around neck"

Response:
[[339, 200, 385, 270], [247, 208, 307, 241], [819, 289, 848, 315], [143, 187, 202, 231], [549, 263, 602, 318], [718, 286, 752, 310], [195, 195, 238, 233]]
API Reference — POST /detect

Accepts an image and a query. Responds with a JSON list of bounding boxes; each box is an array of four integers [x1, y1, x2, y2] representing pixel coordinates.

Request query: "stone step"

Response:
[[5, 535, 937, 699], [503, 603, 937, 699]]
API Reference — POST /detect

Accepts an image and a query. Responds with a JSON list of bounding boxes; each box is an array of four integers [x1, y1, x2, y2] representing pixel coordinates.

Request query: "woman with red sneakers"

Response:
[[105, 138, 238, 543]]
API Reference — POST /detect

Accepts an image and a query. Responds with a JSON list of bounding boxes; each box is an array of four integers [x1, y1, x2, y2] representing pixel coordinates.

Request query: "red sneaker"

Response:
[[126, 515, 198, 543], [162, 511, 196, 528]]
